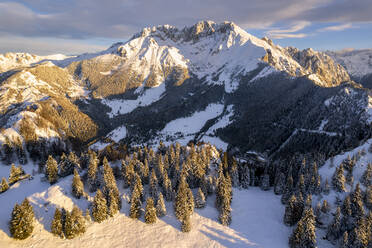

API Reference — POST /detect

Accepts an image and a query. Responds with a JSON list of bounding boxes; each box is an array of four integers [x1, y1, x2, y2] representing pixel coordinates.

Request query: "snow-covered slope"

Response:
[[0, 53, 70, 74], [327, 49, 372, 79], [0, 159, 290, 248]]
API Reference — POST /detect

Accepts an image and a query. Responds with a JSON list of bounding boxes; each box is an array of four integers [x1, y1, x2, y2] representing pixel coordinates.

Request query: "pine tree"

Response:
[[145, 197, 157, 224], [365, 186, 372, 210], [350, 183, 365, 218], [129, 176, 142, 219], [349, 217, 369, 248], [46, 155, 59, 184], [340, 231, 349, 248], [9, 198, 34, 240], [230, 158, 239, 188], [321, 199, 330, 213], [163, 173, 174, 201], [326, 207, 342, 241], [85, 208, 91, 222], [284, 194, 302, 226], [195, 188, 206, 208], [274, 172, 286, 195], [8, 164, 24, 184], [181, 215, 191, 233], [323, 178, 330, 195], [149, 169, 158, 201], [92, 189, 108, 223], [219, 195, 232, 226], [51, 208, 64, 238], [261, 173, 270, 191], [72, 168, 84, 199], [332, 164, 346, 192], [156, 192, 166, 217], [107, 189, 119, 217], [1, 177, 9, 192], [174, 176, 192, 221], [361, 163, 372, 187], [102, 158, 121, 214], [281, 175, 294, 204], [87, 153, 99, 192], [289, 208, 317, 248], [240, 164, 250, 189]]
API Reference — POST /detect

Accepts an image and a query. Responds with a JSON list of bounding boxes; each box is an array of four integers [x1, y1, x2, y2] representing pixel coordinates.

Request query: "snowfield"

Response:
[[102, 83, 166, 118], [0, 161, 290, 248]]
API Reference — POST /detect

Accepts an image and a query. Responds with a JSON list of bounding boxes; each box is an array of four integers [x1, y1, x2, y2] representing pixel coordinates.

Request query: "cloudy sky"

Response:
[[0, 0, 371, 55]]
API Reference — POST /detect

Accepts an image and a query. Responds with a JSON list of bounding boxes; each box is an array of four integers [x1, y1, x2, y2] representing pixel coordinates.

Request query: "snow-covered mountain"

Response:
[[0, 20, 370, 161], [327, 49, 372, 88]]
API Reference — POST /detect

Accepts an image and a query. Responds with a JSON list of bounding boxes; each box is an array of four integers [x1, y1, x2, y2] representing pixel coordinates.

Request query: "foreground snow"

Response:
[[0, 163, 289, 248]]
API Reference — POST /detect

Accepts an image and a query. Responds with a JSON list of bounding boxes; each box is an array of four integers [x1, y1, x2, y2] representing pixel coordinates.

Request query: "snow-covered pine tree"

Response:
[[64, 206, 86, 239], [87, 153, 99, 192], [145, 197, 157, 224], [129, 175, 143, 219], [326, 207, 342, 241], [340, 231, 349, 248], [284, 194, 301, 226], [289, 208, 316, 248], [281, 175, 294, 204], [1, 177, 9, 192], [122, 159, 134, 189], [261, 172, 270, 191], [51, 208, 64, 238], [321, 199, 330, 213], [85, 208, 91, 222], [218, 195, 232, 226], [59, 153, 73, 177], [348, 217, 369, 248], [10, 198, 34, 240], [195, 187, 206, 208], [107, 189, 119, 217], [332, 164, 346, 192], [239, 164, 250, 189], [163, 173, 174, 201], [361, 163, 372, 187], [323, 178, 330, 195], [365, 186, 372, 210], [92, 189, 108, 223], [8, 164, 24, 184], [102, 157, 121, 214], [274, 172, 286, 195], [350, 183, 365, 218], [174, 176, 191, 221], [149, 169, 158, 201], [72, 168, 84, 199], [156, 192, 166, 217], [46, 155, 59, 184], [230, 158, 239, 188]]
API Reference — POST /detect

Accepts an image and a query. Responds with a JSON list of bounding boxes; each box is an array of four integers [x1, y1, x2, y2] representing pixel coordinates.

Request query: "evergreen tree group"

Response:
[[51, 206, 86, 239], [9, 198, 34, 240]]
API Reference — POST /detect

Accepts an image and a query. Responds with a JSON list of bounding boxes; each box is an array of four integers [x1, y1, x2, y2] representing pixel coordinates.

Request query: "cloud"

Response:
[[0, 34, 107, 55], [0, 0, 371, 53], [265, 21, 310, 39], [318, 23, 353, 32], [268, 33, 308, 39], [0, 0, 326, 39]]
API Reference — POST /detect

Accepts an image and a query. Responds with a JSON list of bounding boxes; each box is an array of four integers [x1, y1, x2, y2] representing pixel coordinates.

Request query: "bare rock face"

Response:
[[285, 47, 350, 87]]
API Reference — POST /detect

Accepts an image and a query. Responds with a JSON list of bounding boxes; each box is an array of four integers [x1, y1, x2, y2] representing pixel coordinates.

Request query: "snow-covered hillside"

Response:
[[0, 153, 291, 248]]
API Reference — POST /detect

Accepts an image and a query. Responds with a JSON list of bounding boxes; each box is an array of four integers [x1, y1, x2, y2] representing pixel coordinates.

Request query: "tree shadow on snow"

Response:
[[200, 225, 258, 248]]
